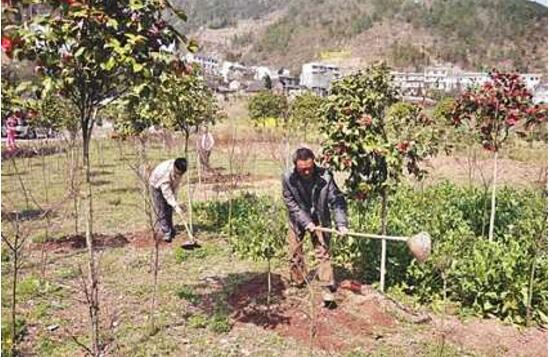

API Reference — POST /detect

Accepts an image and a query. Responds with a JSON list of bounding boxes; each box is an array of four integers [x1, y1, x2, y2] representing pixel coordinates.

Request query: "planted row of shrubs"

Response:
[[193, 182, 547, 325]]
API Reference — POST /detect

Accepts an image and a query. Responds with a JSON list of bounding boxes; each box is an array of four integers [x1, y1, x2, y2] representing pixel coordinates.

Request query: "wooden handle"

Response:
[[314, 227, 408, 242], [177, 212, 195, 241]]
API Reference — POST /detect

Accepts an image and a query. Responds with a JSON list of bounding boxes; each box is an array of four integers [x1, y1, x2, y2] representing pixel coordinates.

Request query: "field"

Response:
[[1, 98, 547, 356]]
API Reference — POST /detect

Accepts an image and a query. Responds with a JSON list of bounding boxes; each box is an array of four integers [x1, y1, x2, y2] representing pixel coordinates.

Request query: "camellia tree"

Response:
[[248, 90, 288, 127], [159, 69, 221, 156], [3, 1, 196, 354], [288, 90, 324, 141], [452, 71, 548, 241], [320, 63, 442, 291]]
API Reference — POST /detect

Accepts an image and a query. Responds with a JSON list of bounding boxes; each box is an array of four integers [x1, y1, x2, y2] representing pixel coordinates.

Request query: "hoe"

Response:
[[177, 212, 201, 250], [314, 227, 431, 262]]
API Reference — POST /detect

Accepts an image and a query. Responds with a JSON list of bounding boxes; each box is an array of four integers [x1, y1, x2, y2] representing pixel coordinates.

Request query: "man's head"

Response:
[[174, 158, 187, 175], [293, 147, 315, 180]]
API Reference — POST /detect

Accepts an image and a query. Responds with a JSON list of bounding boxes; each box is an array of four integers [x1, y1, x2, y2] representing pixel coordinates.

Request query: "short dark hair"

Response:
[[174, 158, 187, 173], [293, 147, 315, 164]]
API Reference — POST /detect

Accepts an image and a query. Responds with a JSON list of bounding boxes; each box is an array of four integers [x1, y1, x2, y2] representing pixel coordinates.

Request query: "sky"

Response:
[[529, 0, 548, 6]]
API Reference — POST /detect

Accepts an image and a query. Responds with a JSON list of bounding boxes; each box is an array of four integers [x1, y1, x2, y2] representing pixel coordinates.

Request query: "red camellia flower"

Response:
[[342, 158, 352, 168], [483, 142, 496, 152], [396, 141, 409, 154], [505, 113, 518, 127], [358, 114, 373, 127], [1, 36, 12, 52]]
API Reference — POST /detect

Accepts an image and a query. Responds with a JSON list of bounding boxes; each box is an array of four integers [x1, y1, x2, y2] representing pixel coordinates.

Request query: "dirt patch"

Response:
[[227, 275, 396, 352], [32, 229, 195, 253], [436, 317, 547, 357], [33, 233, 131, 253], [1, 144, 65, 159]]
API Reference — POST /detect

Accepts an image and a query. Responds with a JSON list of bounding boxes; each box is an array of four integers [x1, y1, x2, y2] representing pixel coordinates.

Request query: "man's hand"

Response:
[[175, 205, 185, 217], [305, 222, 316, 232], [337, 226, 349, 236]]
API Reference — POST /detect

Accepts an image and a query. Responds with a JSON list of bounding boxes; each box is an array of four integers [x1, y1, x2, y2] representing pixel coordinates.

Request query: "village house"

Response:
[[299, 62, 341, 96], [185, 53, 221, 76]]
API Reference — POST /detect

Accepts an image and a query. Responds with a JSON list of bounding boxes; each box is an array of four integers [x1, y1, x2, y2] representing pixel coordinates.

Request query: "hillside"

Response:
[[173, 0, 548, 75]]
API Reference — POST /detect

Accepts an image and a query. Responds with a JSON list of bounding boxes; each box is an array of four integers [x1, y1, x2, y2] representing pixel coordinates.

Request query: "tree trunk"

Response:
[[266, 259, 272, 309], [41, 154, 50, 279], [488, 151, 498, 241], [380, 189, 388, 292], [70, 143, 79, 235], [183, 129, 194, 236], [11, 243, 18, 357], [82, 125, 100, 356], [526, 254, 537, 327]]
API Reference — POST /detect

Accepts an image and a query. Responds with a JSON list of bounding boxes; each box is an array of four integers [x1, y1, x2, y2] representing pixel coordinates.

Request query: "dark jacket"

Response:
[[282, 166, 348, 234]]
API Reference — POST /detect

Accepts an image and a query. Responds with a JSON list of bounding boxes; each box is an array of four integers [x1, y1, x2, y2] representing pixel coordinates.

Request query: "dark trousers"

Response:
[[150, 186, 175, 239]]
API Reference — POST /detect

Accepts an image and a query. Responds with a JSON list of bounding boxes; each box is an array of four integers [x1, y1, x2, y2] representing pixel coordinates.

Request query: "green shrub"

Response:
[[173, 247, 188, 264], [192, 183, 547, 325], [176, 286, 199, 304], [187, 313, 208, 329], [1, 318, 26, 356], [207, 314, 231, 333]]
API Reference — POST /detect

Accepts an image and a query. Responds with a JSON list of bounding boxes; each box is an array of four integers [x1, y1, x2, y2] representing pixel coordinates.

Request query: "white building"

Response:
[[185, 53, 220, 75], [520, 74, 542, 90], [533, 83, 548, 104], [391, 65, 542, 97], [253, 66, 278, 81], [220, 61, 250, 82], [299, 62, 341, 96]]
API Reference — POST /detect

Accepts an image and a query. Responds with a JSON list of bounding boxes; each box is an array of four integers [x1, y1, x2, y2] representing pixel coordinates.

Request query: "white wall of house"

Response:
[[300, 62, 341, 93]]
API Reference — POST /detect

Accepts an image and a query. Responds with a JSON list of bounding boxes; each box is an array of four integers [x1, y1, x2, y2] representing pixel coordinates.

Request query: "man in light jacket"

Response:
[[282, 147, 348, 303], [149, 158, 187, 242]]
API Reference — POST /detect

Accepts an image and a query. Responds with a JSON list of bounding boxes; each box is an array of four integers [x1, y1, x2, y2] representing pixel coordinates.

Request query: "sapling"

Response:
[[10, 1, 196, 352], [320, 63, 441, 291], [453, 71, 548, 241]]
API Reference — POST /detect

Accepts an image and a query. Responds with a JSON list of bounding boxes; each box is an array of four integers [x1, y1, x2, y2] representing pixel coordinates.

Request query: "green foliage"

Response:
[[257, 19, 294, 53], [160, 73, 222, 148], [207, 313, 231, 333], [320, 63, 440, 199], [176, 285, 199, 304], [174, 246, 189, 264], [179, 0, 285, 31], [288, 91, 324, 136], [1, 318, 26, 357], [390, 42, 427, 70], [452, 71, 547, 152], [247, 90, 288, 127], [228, 194, 286, 262], [187, 313, 208, 329], [7, 0, 193, 144], [186, 312, 231, 333], [33, 93, 79, 135], [193, 183, 548, 325]]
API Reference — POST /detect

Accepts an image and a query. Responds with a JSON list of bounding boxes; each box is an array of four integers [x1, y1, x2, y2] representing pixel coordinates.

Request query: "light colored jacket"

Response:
[[149, 159, 183, 208], [196, 132, 215, 151]]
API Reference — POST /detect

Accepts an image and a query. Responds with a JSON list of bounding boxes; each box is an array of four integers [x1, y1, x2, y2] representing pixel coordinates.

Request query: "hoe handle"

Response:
[[177, 211, 195, 241], [314, 227, 408, 242]]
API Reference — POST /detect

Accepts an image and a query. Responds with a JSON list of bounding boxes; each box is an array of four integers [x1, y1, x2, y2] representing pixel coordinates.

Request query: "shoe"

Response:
[[322, 286, 336, 308], [163, 234, 173, 243]]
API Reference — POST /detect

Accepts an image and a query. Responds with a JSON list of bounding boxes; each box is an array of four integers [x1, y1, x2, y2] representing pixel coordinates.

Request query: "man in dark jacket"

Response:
[[282, 147, 348, 303]]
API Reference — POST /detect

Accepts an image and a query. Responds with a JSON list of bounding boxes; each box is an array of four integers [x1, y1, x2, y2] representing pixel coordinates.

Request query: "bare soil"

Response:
[[227, 276, 547, 356], [227, 274, 395, 352]]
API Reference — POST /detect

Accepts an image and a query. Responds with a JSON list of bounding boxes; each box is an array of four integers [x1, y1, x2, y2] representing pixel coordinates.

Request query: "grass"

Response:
[[1, 105, 546, 355]]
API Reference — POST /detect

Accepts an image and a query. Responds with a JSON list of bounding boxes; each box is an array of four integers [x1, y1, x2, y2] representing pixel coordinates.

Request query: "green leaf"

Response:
[[187, 39, 199, 53], [132, 62, 144, 73], [101, 57, 116, 71]]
